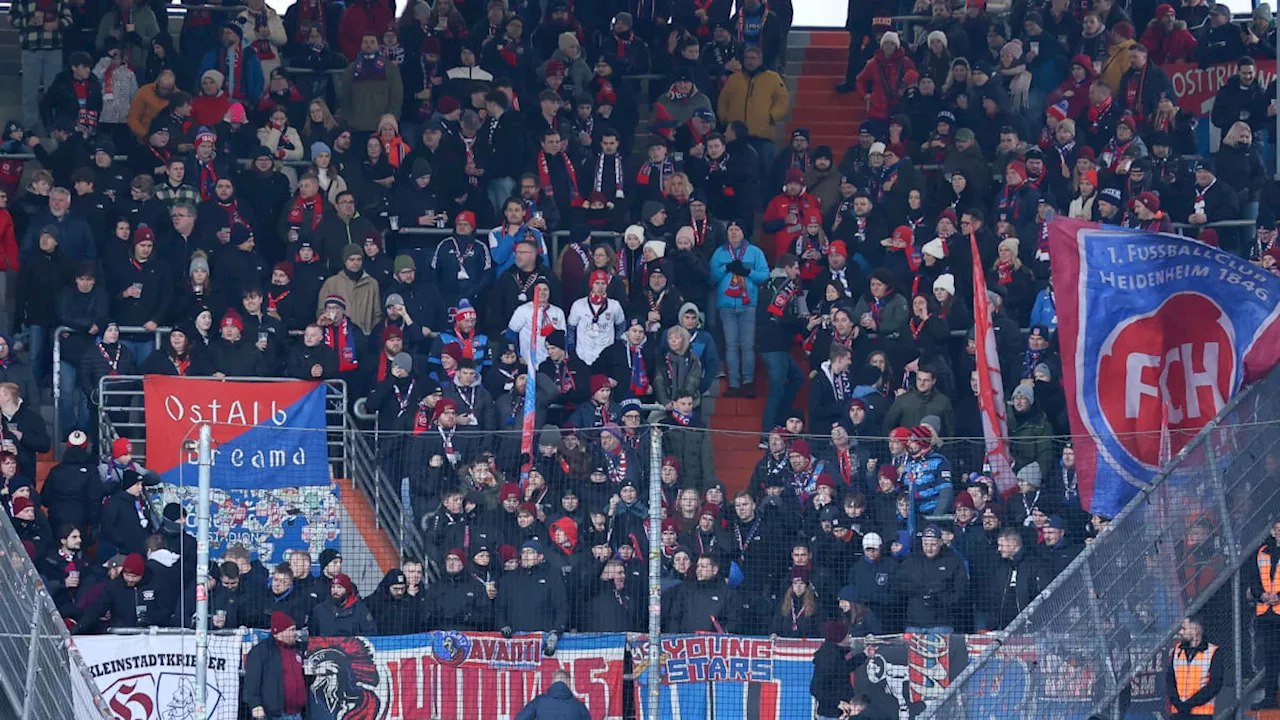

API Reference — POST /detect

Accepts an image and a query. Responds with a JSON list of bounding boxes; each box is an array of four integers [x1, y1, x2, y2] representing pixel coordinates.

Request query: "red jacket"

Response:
[[338, 1, 396, 60], [0, 211, 18, 272], [763, 192, 822, 258], [1139, 22, 1198, 64], [855, 49, 920, 121], [1046, 55, 1096, 121]]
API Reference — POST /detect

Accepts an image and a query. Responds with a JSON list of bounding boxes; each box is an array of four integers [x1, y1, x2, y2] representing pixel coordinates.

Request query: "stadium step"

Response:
[[776, 31, 865, 150], [709, 380, 766, 496]]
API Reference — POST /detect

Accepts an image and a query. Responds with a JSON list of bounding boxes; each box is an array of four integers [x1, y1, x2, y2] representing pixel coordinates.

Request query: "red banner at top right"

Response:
[[1162, 59, 1277, 117]]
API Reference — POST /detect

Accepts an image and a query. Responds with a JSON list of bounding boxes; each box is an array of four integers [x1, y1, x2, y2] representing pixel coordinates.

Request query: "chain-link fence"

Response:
[[0, 510, 110, 719], [45, 367, 1280, 719], [925, 365, 1280, 719]]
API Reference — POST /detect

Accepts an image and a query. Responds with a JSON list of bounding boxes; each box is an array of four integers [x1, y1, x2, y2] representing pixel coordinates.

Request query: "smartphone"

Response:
[[257, 332, 268, 344], [533, 211, 543, 220]]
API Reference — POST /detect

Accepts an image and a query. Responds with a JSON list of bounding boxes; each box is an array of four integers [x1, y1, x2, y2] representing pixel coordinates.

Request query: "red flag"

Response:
[[970, 233, 1017, 496]]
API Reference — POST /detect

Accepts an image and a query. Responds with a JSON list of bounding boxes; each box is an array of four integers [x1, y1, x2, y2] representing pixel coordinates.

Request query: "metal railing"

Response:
[[96, 374, 349, 478], [0, 512, 110, 719], [924, 363, 1280, 718], [343, 408, 431, 568], [51, 324, 169, 450]]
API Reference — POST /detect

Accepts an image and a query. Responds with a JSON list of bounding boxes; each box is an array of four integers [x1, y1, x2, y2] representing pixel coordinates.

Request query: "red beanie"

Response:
[[123, 553, 145, 576], [590, 374, 611, 395], [270, 611, 296, 634], [133, 225, 155, 246], [112, 437, 133, 459]]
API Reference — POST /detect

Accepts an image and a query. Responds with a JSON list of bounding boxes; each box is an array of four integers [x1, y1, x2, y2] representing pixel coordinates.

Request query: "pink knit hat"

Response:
[[224, 103, 248, 124]]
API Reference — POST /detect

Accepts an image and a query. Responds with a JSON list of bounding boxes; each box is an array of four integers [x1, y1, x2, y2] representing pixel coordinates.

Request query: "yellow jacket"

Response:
[[127, 82, 171, 140], [717, 68, 790, 141], [1100, 39, 1134, 94]]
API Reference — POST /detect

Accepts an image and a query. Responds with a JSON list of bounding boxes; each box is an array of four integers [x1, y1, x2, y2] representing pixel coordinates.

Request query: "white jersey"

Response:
[[567, 297, 625, 365], [508, 302, 567, 362]]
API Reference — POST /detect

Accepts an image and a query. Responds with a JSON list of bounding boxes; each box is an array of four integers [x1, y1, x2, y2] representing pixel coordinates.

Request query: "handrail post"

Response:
[[646, 421, 663, 720], [194, 423, 213, 720]]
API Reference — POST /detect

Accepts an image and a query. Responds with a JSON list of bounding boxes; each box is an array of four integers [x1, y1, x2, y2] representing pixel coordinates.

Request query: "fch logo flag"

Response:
[[1050, 218, 1280, 517], [143, 376, 330, 488]]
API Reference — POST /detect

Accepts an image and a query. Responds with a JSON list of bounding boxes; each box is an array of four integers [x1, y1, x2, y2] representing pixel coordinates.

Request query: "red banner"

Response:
[[1161, 59, 1277, 117], [305, 633, 626, 720]]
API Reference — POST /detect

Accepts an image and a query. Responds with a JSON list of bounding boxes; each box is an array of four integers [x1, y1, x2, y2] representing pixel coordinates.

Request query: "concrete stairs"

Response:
[[782, 31, 865, 155], [708, 351, 811, 497]]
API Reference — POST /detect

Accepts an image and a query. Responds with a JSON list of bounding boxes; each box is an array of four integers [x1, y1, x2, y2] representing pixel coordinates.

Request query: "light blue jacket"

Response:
[[709, 240, 769, 309], [1030, 288, 1057, 332]]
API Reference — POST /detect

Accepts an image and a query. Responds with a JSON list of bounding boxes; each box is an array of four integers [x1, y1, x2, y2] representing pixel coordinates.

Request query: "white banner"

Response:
[[74, 633, 246, 720]]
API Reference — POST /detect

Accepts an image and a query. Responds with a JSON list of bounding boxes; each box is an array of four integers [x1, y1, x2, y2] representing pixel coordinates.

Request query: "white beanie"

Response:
[[881, 31, 901, 48], [923, 238, 946, 260], [625, 224, 646, 243], [933, 273, 956, 297], [999, 237, 1020, 255], [644, 240, 666, 258], [927, 30, 948, 48], [869, 142, 887, 155]]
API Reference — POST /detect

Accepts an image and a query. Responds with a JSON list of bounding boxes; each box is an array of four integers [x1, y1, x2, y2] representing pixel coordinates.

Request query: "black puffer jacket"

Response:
[[428, 568, 493, 631], [40, 444, 104, 534], [495, 561, 568, 633], [896, 545, 968, 629]]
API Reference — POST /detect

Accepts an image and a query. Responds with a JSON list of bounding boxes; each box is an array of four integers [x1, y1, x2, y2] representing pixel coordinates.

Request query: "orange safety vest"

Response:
[[1171, 643, 1217, 715], [1258, 547, 1280, 616]]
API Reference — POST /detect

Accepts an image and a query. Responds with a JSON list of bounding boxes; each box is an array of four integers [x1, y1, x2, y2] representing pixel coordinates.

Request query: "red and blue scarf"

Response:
[[324, 319, 358, 372]]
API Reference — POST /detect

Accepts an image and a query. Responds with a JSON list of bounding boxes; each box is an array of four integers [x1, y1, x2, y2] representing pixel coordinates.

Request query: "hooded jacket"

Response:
[[366, 569, 428, 635], [513, 681, 592, 720], [309, 575, 377, 637]]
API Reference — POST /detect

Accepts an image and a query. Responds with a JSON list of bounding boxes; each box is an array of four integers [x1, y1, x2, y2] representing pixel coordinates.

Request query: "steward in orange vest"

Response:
[[1165, 615, 1223, 718], [1251, 524, 1280, 711]]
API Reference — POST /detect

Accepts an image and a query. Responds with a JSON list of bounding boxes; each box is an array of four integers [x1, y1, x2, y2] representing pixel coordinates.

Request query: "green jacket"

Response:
[[660, 416, 716, 491], [1008, 404, 1056, 474]]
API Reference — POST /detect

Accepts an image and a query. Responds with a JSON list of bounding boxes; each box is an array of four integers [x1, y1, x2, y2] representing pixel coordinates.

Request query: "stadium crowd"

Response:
[[0, 0, 1278, 713]]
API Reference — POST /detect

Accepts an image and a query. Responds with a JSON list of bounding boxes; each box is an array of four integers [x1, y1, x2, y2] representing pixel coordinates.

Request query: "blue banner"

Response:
[[1050, 219, 1280, 517], [631, 634, 969, 719]]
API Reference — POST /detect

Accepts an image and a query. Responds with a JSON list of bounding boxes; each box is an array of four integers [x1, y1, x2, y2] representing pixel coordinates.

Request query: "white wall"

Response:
[[792, 0, 847, 29]]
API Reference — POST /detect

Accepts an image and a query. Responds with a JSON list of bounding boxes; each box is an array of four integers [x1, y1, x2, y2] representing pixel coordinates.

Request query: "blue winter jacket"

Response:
[[709, 240, 769, 309]]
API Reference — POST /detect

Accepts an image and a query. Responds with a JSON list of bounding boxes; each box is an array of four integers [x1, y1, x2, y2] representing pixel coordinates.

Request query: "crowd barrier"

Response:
[[74, 627, 1178, 720]]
